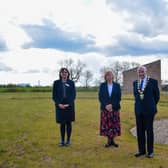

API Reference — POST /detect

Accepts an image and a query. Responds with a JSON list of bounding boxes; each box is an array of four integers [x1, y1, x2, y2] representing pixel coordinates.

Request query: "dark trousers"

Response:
[[135, 114, 155, 154], [60, 122, 72, 143]]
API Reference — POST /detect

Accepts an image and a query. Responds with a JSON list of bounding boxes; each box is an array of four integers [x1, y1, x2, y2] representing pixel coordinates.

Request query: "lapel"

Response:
[[59, 80, 63, 94], [111, 82, 115, 97], [144, 78, 151, 92], [105, 83, 109, 97]]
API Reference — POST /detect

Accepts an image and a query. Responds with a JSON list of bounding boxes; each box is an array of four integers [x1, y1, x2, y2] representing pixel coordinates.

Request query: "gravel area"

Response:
[[130, 119, 168, 144]]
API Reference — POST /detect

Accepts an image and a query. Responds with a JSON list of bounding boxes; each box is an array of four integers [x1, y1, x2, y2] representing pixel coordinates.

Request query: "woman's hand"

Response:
[[58, 104, 69, 109], [105, 104, 113, 112], [64, 104, 69, 108], [58, 104, 65, 109]]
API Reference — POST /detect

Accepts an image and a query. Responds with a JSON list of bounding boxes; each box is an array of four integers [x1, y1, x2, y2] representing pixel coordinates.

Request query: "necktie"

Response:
[[140, 80, 143, 90]]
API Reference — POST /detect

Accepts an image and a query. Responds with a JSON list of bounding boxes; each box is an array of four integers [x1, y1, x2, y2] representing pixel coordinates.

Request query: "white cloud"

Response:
[[0, 0, 128, 48], [0, 0, 168, 85]]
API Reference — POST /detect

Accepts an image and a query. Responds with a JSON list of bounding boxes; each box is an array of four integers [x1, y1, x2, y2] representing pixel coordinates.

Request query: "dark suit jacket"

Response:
[[133, 78, 160, 116], [52, 79, 76, 123], [98, 82, 121, 111]]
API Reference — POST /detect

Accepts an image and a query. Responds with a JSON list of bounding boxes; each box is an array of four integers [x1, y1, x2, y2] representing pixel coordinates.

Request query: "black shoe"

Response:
[[111, 142, 119, 148], [146, 153, 154, 158], [134, 152, 146, 157], [104, 143, 111, 148]]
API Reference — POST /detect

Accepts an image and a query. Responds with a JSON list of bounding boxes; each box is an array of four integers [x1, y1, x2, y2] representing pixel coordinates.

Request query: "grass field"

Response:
[[0, 92, 168, 168]]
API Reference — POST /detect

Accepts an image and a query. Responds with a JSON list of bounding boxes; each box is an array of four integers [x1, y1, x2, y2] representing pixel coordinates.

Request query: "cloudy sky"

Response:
[[0, 0, 168, 86]]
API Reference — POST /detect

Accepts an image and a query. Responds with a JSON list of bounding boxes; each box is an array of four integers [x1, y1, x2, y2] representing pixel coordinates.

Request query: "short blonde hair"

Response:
[[104, 70, 114, 81]]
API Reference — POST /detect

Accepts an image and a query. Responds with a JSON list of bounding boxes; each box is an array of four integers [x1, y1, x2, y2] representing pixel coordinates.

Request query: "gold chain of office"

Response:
[[137, 76, 150, 100]]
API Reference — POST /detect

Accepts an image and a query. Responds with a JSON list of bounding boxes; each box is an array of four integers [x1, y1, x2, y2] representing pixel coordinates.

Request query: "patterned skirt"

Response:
[[100, 109, 121, 138]]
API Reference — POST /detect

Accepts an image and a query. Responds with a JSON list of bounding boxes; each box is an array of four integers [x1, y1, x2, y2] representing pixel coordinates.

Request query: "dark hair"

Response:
[[59, 67, 70, 80]]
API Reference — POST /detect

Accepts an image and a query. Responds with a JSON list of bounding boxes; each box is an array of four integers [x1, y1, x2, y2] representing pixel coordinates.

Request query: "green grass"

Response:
[[0, 92, 168, 168]]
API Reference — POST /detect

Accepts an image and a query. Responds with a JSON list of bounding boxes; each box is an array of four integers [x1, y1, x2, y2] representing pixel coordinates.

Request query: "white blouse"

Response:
[[107, 83, 113, 97]]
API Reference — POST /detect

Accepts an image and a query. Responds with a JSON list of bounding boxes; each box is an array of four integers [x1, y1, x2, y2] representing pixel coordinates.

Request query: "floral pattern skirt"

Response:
[[100, 109, 121, 138]]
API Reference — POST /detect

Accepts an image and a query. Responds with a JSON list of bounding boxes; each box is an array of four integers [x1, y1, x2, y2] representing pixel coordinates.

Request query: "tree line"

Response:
[[59, 58, 140, 87]]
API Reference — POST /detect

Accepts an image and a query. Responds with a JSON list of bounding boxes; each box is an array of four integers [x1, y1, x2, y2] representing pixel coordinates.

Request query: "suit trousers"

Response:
[[135, 113, 155, 154]]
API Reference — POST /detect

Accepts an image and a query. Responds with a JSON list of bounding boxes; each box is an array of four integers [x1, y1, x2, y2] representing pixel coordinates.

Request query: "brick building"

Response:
[[123, 60, 161, 93]]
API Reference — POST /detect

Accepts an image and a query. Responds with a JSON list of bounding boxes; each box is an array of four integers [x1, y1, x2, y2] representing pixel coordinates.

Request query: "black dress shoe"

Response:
[[111, 142, 119, 148], [104, 143, 111, 148], [146, 153, 154, 158], [134, 152, 146, 157]]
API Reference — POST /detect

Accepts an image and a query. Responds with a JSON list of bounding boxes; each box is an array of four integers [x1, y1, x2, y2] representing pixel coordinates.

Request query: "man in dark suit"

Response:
[[133, 66, 160, 158]]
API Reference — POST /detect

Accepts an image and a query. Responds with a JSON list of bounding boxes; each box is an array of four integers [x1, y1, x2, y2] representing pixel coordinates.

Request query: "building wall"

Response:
[[123, 60, 161, 93]]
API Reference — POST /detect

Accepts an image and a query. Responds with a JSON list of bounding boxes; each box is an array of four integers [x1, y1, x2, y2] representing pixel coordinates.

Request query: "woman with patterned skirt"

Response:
[[98, 70, 121, 147]]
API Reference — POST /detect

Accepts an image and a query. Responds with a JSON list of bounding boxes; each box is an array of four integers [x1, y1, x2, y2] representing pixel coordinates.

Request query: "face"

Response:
[[137, 67, 146, 79], [60, 69, 68, 80], [105, 72, 114, 82]]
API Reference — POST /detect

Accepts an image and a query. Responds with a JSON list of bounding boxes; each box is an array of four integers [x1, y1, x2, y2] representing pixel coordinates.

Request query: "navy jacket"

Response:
[[98, 82, 121, 111], [133, 78, 160, 116], [52, 79, 76, 123]]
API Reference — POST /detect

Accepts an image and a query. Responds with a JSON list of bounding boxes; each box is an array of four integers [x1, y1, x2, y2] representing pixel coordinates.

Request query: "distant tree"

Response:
[[122, 61, 131, 71], [7, 83, 17, 87], [111, 61, 140, 83], [114, 61, 140, 83], [83, 70, 93, 88], [130, 62, 140, 69], [110, 61, 123, 82], [59, 58, 86, 82], [99, 61, 140, 83], [99, 62, 123, 83], [99, 66, 107, 80]]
